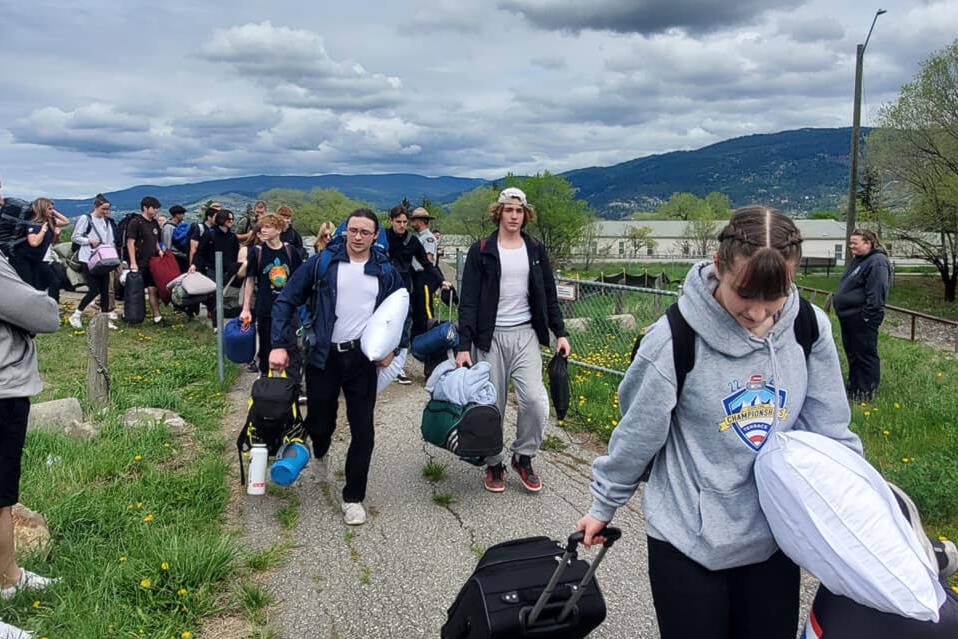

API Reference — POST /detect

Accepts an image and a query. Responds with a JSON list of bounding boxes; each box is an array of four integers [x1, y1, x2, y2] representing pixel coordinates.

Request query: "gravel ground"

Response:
[[228, 364, 820, 639]]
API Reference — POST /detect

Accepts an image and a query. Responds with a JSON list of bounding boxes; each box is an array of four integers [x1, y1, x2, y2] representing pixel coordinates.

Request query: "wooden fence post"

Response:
[[87, 312, 110, 410]]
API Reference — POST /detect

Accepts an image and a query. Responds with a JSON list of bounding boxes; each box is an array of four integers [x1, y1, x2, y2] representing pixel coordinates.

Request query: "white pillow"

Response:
[[755, 431, 945, 622], [180, 272, 217, 295], [361, 288, 409, 362]]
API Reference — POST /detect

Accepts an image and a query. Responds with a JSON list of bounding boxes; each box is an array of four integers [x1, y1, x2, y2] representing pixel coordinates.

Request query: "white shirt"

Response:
[[496, 242, 532, 327], [331, 258, 379, 343], [71, 215, 115, 263], [412, 228, 437, 272]]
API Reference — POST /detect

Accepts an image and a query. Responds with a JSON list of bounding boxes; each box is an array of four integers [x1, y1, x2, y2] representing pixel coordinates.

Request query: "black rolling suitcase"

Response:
[[441, 527, 621, 639], [123, 270, 145, 324]]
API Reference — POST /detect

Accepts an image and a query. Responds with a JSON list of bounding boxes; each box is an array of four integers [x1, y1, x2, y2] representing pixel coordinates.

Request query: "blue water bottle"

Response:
[[270, 442, 311, 486]]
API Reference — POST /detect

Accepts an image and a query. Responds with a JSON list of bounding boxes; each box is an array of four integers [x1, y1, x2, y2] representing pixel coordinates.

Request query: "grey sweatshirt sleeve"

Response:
[[793, 307, 863, 455], [0, 255, 60, 334], [589, 318, 676, 522], [71, 215, 92, 246]]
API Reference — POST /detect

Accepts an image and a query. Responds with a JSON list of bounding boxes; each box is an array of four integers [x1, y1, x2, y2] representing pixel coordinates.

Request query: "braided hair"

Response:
[[715, 206, 803, 301]]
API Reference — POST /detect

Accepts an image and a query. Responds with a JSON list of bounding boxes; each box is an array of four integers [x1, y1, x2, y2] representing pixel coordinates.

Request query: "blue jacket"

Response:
[[271, 242, 406, 370]]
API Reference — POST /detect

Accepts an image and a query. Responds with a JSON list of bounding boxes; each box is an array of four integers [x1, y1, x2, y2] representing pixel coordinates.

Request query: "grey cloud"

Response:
[[200, 21, 403, 112], [531, 56, 568, 71], [10, 104, 153, 154], [498, 0, 804, 35], [777, 15, 845, 43]]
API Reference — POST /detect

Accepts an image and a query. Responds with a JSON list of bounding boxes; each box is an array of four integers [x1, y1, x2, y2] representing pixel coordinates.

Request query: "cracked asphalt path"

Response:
[[231, 365, 817, 638]]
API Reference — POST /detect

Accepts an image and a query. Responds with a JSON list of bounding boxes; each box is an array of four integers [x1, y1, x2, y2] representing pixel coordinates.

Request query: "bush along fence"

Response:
[[549, 277, 678, 437]]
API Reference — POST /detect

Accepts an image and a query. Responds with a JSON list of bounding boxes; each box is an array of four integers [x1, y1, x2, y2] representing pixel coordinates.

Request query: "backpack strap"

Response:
[[793, 297, 819, 358], [665, 303, 695, 397]]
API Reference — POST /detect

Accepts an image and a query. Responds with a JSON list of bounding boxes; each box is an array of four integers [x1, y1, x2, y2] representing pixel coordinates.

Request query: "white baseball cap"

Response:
[[497, 187, 527, 205]]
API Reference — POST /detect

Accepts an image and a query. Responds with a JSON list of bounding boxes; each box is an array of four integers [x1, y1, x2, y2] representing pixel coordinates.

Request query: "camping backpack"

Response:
[[171, 221, 192, 253], [0, 197, 33, 258], [630, 297, 820, 481], [115, 212, 139, 262], [236, 371, 306, 485]]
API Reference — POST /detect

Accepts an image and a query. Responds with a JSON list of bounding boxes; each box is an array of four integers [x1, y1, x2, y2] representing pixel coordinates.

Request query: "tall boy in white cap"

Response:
[[455, 187, 570, 493]]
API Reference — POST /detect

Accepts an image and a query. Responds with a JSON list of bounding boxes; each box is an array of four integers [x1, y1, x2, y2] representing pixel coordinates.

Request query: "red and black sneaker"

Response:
[[511, 454, 542, 492], [484, 463, 506, 493]]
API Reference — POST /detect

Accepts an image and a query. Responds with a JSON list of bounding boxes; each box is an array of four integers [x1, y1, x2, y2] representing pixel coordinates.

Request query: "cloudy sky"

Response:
[[2, 0, 956, 198]]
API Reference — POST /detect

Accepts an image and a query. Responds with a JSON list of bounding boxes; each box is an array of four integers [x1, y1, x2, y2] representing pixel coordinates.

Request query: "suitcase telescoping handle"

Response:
[[525, 527, 622, 629]]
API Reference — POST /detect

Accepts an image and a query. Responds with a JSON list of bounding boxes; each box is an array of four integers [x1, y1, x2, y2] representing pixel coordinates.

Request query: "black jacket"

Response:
[[834, 247, 892, 323], [192, 226, 240, 279], [456, 230, 567, 353]]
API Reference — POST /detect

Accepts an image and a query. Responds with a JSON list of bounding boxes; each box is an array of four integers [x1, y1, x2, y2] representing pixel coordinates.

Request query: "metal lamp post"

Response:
[[844, 8, 887, 264]]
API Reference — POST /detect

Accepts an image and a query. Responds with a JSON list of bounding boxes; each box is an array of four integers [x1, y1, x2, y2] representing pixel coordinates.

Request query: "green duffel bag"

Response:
[[421, 399, 503, 465]]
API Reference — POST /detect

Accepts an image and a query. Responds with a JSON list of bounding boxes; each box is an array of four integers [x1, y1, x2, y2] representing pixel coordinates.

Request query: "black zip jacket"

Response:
[[192, 225, 240, 280], [833, 247, 892, 323], [456, 230, 567, 353]]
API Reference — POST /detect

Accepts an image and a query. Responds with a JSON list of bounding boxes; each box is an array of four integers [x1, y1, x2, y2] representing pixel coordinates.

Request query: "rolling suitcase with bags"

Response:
[[441, 527, 621, 639], [123, 270, 145, 324]]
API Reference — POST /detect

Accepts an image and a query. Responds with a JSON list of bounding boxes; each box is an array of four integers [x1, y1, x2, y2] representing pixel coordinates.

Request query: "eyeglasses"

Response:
[[226, 217, 234, 221], [346, 228, 375, 238], [320, 234, 331, 240], [393, 219, 408, 225]]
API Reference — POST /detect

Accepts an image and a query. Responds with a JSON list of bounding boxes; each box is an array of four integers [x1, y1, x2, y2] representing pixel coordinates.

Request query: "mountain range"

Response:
[[50, 127, 863, 219]]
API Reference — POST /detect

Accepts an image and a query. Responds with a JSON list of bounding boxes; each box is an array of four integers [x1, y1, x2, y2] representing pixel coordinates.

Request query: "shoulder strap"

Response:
[[793, 297, 819, 358], [479, 238, 487, 252], [81, 214, 92, 238], [666, 303, 695, 396]]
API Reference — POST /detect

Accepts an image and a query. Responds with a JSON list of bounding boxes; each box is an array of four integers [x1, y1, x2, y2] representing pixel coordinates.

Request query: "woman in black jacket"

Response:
[[189, 209, 240, 329]]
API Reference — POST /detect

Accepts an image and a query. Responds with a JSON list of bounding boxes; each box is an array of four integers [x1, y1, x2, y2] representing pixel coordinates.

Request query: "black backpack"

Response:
[[115, 212, 140, 262], [0, 198, 33, 257], [630, 297, 819, 481], [236, 373, 305, 485]]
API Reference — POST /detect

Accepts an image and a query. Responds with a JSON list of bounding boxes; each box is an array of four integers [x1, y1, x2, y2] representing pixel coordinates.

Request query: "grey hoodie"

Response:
[[589, 261, 862, 570], [0, 252, 60, 399]]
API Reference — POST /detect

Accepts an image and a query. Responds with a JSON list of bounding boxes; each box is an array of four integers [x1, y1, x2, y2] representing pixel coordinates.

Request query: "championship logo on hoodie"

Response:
[[717, 373, 788, 451]]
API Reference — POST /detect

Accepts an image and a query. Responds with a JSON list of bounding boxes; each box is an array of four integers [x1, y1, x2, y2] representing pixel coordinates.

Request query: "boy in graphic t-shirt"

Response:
[[240, 213, 303, 382]]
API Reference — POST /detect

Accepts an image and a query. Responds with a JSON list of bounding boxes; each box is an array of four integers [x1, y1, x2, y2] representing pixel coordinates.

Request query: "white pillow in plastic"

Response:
[[376, 348, 407, 394], [361, 288, 409, 362], [755, 430, 945, 622], [180, 272, 216, 295]]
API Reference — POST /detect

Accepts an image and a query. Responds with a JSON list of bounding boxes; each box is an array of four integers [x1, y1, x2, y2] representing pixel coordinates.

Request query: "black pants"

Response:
[[0, 397, 31, 507], [305, 349, 377, 503], [78, 264, 110, 312], [839, 312, 881, 397], [647, 537, 800, 639], [256, 315, 302, 385], [410, 272, 437, 338]]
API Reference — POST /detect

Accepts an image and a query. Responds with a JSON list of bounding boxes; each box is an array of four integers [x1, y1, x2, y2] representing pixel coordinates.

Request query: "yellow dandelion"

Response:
[[134, 455, 143, 461], [939, 535, 949, 542], [161, 562, 169, 570], [178, 588, 188, 595], [936, 371, 943, 378], [864, 411, 871, 417], [902, 457, 910, 463], [32, 600, 40, 608], [140, 578, 151, 588], [136, 502, 143, 509], [119, 556, 127, 562], [181, 632, 192, 639], [894, 402, 901, 409], [859, 402, 867, 407], [953, 586, 958, 595], [143, 513, 154, 522], [883, 430, 890, 436], [164, 443, 171, 448]]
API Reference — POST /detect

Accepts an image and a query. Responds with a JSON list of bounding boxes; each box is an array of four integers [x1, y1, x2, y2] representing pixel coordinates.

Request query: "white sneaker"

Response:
[[312, 456, 329, 483], [0, 568, 61, 600], [68, 311, 82, 329], [0, 619, 33, 639], [108, 311, 119, 321], [108, 322, 118, 331], [342, 501, 367, 525]]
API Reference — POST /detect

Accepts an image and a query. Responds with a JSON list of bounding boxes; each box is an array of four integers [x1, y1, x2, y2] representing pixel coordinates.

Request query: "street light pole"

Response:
[[845, 9, 886, 264]]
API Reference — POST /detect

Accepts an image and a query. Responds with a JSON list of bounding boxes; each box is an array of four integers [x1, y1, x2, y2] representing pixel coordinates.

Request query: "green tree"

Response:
[[867, 39, 958, 301], [627, 226, 656, 257], [809, 210, 840, 220], [444, 186, 498, 243], [654, 192, 707, 220], [508, 172, 592, 264], [260, 188, 374, 237], [704, 192, 732, 219]]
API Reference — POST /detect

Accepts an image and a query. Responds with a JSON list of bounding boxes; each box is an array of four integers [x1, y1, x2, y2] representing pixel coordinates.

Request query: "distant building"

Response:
[[440, 219, 850, 261]]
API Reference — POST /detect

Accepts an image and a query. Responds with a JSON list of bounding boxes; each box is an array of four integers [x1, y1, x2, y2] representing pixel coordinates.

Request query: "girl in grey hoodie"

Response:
[[577, 207, 862, 639]]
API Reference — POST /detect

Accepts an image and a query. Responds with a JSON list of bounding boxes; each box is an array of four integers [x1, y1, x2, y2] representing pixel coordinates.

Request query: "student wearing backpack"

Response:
[[576, 207, 863, 639], [240, 213, 303, 381], [269, 209, 406, 526], [126, 196, 168, 326], [69, 194, 119, 329], [161, 205, 189, 273], [15, 198, 69, 294]]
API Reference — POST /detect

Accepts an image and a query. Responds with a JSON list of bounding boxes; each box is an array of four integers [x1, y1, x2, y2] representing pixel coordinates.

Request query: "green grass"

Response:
[[0, 311, 248, 638], [422, 461, 446, 483], [796, 272, 958, 321], [432, 493, 455, 507]]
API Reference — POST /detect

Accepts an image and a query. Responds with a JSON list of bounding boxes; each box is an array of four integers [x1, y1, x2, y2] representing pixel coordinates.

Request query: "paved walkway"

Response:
[[229, 364, 818, 639]]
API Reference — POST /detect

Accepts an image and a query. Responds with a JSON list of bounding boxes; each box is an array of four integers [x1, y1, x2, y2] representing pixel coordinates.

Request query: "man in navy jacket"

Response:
[[270, 209, 405, 526]]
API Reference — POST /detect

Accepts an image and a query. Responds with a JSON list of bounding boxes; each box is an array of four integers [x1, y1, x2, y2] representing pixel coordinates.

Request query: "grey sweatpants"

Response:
[[475, 323, 550, 466]]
